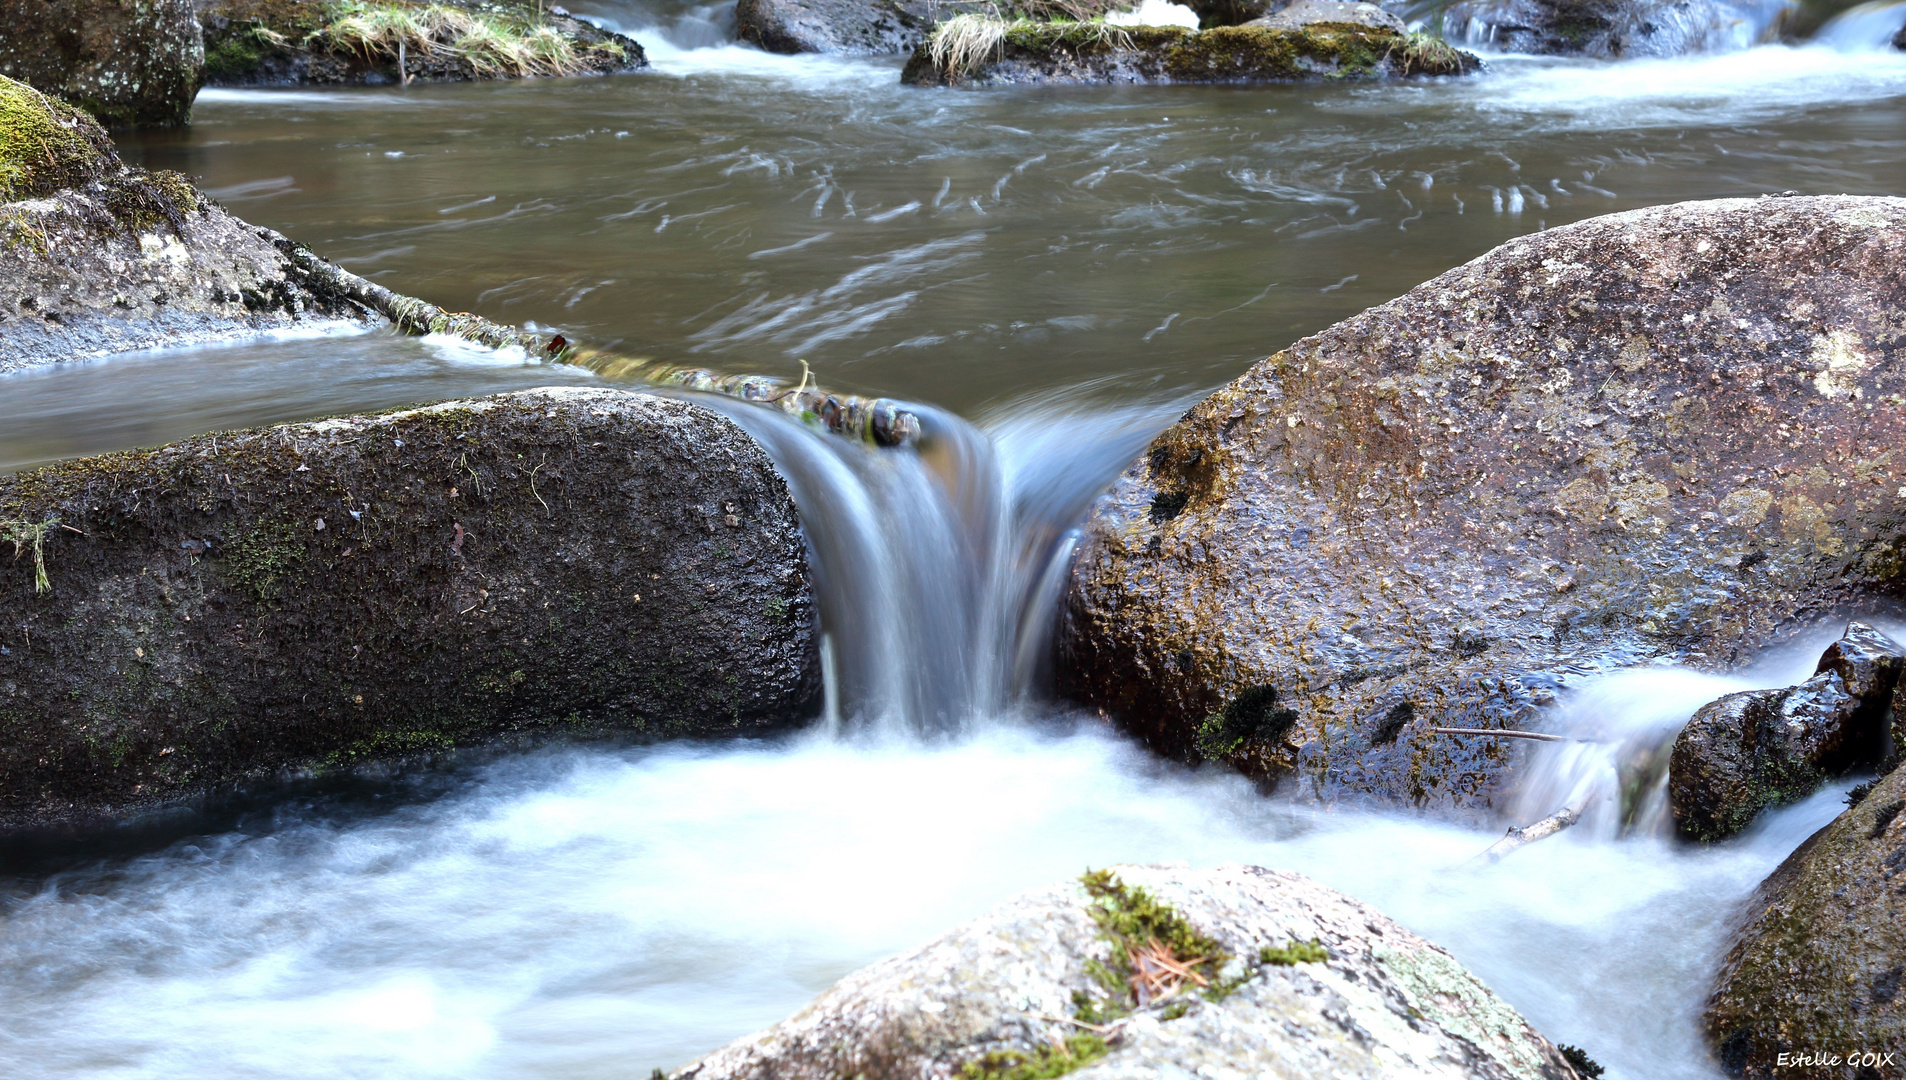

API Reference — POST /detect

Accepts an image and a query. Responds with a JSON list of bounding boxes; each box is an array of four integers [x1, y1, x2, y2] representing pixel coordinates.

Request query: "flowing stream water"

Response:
[[4, 10, 1906, 1078]]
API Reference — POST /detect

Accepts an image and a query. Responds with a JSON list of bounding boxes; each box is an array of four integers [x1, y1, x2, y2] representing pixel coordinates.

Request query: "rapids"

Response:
[[4, 10, 1906, 1079]]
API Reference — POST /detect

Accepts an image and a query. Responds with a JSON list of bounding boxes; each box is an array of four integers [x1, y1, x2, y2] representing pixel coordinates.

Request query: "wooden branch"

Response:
[[1481, 795, 1591, 862], [1431, 727, 1571, 743]]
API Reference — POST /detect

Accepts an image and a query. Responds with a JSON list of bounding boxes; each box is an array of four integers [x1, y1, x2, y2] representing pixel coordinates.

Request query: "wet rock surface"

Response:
[[1429, 0, 1779, 58], [671, 863, 1582, 1080], [0, 74, 379, 368], [736, 0, 985, 54], [198, 0, 646, 86], [1705, 764, 1906, 1078], [1059, 196, 1906, 814], [1250, 0, 1407, 31], [0, 0, 203, 127], [902, 22, 1476, 87], [0, 387, 821, 830], [1670, 622, 1903, 842]]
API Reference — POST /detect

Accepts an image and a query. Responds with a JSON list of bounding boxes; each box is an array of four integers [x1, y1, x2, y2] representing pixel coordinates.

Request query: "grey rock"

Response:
[[1669, 621, 1904, 842], [1249, 0, 1408, 31], [1058, 196, 1906, 815], [0, 387, 822, 830], [672, 863, 1580, 1080], [1430, 0, 1784, 58], [1704, 763, 1906, 1076], [903, 23, 1477, 87], [0, 0, 202, 127], [736, 0, 986, 54]]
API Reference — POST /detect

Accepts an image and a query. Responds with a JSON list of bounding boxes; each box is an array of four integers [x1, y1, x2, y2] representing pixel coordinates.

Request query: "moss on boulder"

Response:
[[1705, 762, 1906, 1075], [199, 0, 647, 85], [0, 77, 118, 201], [0, 387, 821, 831], [903, 19, 1476, 86]]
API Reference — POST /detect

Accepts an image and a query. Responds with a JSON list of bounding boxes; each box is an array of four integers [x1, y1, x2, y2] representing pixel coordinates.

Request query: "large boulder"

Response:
[[1704, 765, 1906, 1077], [0, 0, 202, 127], [0, 388, 821, 830], [199, 0, 646, 86], [672, 863, 1585, 1080], [1430, 0, 1783, 58], [0, 73, 570, 371], [1058, 196, 1906, 814], [903, 21, 1477, 86], [1669, 622, 1903, 842], [736, 0, 986, 54]]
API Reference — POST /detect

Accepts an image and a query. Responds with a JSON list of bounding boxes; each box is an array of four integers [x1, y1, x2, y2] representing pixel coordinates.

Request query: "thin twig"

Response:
[[1480, 794, 1591, 863], [1431, 726, 1573, 743]]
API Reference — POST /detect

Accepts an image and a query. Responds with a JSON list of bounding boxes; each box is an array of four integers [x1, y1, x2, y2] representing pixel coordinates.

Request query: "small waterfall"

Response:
[[1815, 0, 1906, 48], [691, 390, 1179, 736]]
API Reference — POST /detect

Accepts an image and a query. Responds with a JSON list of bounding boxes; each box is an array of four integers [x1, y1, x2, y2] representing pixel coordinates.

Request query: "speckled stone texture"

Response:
[[1705, 764, 1906, 1078], [0, 75, 376, 369], [672, 863, 1581, 1080], [736, 0, 987, 54], [1059, 196, 1906, 815], [0, 388, 821, 830], [0, 0, 204, 127], [1670, 622, 1903, 842], [1430, 0, 1780, 58]]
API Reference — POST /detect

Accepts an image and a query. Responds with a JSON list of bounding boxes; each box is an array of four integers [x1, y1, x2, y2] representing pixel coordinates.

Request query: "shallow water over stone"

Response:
[[3, 16, 1906, 1080]]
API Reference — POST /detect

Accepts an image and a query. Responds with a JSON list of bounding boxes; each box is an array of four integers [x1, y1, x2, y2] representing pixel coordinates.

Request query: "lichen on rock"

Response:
[[1059, 196, 1906, 815], [0, 0, 204, 127], [667, 863, 1583, 1079]]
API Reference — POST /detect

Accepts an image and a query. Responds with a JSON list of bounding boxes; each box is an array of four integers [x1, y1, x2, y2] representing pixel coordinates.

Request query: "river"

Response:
[[3, 9, 1905, 1078]]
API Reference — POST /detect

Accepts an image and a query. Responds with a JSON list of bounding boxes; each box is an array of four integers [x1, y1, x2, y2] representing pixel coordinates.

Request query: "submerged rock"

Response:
[[671, 863, 1582, 1080], [1059, 196, 1906, 814], [1669, 622, 1903, 842], [0, 387, 821, 830], [0, 73, 568, 370], [902, 20, 1477, 86], [1428, 0, 1783, 58], [0, 0, 203, 127], [1705, 763, 1906, 1076], [736, 0, 987, 54], [199, 0, 646, 86]]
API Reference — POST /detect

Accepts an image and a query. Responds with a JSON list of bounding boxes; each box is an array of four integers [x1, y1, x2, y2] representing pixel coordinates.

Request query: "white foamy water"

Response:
[[0, 724, 1846, 1080]]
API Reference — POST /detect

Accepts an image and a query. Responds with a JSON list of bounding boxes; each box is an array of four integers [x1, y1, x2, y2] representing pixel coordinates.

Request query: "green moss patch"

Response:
[[959, 1033, 1110, 1080], [0, 76, 117, 203]]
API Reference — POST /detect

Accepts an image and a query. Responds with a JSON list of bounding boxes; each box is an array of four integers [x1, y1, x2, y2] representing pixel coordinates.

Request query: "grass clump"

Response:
[[958, 1033, 1110, 1080], [1388, 30, 1469, 75], [312, 1, 622, 77], [1079, 868, 1232, 1008], [0, 76, 115, 203], [2, 518, 58, 594]]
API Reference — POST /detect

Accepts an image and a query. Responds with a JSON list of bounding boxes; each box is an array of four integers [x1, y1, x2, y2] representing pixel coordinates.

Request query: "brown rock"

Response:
[[1059, 196, 1906, 814], [1705, 765, 1906, 1078]]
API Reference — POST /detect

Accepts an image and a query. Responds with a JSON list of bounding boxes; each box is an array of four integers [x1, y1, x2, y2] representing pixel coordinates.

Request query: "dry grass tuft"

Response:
[[311, 2, 621, 78]]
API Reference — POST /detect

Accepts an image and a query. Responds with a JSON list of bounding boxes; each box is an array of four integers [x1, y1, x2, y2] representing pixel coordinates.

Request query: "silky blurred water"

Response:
[[4, 13, 1905, 1080]]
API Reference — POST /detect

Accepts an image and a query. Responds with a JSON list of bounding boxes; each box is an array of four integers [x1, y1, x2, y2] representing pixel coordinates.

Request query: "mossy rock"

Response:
[[0, 76, 117, 202], [903, 21, 1477, 86], [1705, 762, 1906, 1074], [0, 388, 821, 830], [199, 0, 648, 86]]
